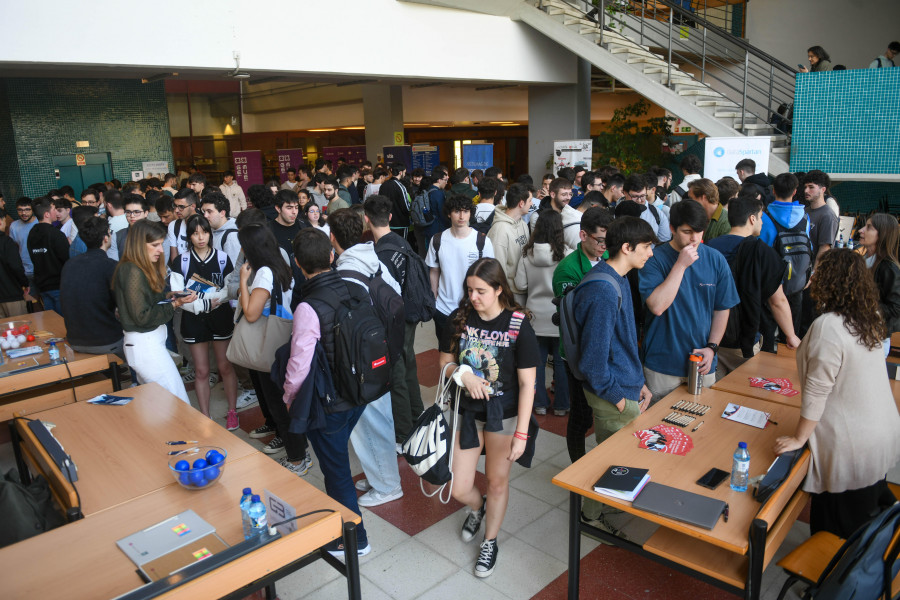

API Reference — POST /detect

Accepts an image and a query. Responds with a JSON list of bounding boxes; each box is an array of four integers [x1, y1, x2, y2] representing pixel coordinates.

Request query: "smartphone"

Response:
[[173, 291, 192, 297], [697, 468, 729, 490], [797, 63, 805, 70]]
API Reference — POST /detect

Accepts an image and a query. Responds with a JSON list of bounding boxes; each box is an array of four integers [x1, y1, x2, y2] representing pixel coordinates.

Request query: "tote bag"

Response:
[[226, 285, 292, 372]]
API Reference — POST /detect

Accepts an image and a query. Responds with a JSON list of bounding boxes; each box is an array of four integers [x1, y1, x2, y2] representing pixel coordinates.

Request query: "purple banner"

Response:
[[276, 148, 304, 183], [383, 146, 413, 173], [232, 150, 263, 196], [322, 145, 368, 168]]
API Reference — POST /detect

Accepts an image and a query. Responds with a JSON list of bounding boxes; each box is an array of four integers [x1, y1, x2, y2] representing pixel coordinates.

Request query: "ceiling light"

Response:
[[308, 128, 336, 132], [341, 126, 366, 130]]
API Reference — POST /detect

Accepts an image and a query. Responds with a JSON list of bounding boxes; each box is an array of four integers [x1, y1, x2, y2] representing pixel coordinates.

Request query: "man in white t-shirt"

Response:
[[472, 177, 498, 228], [531, 177, 582, 250], [280, 168, 299, 191], [219, 169, 247, 217], [426, 194, 495, 343], [166, 189, 199, 261]]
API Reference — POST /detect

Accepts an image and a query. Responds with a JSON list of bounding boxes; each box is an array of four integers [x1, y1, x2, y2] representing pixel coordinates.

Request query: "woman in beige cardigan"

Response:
[[775, 249, 900, 537]]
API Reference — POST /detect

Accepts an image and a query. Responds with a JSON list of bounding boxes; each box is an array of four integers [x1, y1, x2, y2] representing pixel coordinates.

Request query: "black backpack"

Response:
[[471, 208, 495, 235], [0, 469, 66, 548], [806, 503, 900, 600], [340, 268, 405, 365], [646, 203, 661, 226], [559, 269, 622, 380], [318, 286, 392, 406], [432, 230, 487, 263], [765, 208, 813, 296], [376, 236, 436, 324]]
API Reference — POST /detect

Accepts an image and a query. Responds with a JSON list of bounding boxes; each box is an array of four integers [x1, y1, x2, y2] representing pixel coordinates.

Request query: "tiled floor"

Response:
[[0, 322, 828, 600]]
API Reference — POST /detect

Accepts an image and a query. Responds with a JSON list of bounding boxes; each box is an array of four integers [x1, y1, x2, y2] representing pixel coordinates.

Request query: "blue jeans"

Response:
[[535, 336, 569, 411], [350, 393, 401, 493], [41, 290, 61, 313], [307, 404, 368, 548]]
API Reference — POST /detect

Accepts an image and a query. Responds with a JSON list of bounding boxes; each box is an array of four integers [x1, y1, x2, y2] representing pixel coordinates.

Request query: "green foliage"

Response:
[[593, 99, 674, 173]]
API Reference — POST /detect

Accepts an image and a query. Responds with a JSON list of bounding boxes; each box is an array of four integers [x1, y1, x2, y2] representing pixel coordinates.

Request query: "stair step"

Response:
[[770, 134, 789, 144], [714, 111, 755, 118], [610, 47, 662, 59], [694, 100, 738, 107], [642, 66, 694, 78], [563, 16, 597, 26], [626, 56, 670, 67], [772, 147, 791, 156], [670, 79, 708, 88], [734, 122, 774, 131], [607, 40, 651, 52], [678, 89, 723, 97]]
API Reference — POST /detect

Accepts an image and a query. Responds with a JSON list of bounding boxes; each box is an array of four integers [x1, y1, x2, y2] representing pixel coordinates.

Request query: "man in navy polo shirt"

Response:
[[639, 199, 739, 401]]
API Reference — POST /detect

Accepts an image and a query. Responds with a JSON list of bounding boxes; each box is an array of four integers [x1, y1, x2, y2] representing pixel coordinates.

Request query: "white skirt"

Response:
[[124, 325, 190, 404]]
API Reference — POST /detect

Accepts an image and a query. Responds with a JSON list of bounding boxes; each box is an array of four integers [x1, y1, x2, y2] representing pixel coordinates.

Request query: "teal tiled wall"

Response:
[[0, 78, 173, 199], [0, 85, 23, 200], [791, 69, 900, 174]]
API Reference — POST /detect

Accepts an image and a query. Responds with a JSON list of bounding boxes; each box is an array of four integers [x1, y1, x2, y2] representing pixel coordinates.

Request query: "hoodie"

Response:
[[743, 173, 775, 205], [514, 242, 572, 336], [335, 242, 401, 294], [212, 218, 241, 264], [487, 206, 529, 295], [760, 200, 809, 247]]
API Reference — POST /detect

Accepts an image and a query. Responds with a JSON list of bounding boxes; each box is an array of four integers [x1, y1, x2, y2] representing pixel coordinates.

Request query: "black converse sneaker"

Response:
[[460, 496, 486, 542], [474, 538, 498, 578]]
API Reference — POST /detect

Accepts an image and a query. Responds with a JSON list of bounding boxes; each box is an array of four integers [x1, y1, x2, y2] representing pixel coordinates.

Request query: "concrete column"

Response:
[[527, 57, 591, 177], [362, 84, 404, 164]]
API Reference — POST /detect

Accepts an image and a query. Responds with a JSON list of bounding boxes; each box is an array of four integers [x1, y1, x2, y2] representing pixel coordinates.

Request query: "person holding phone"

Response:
[[798, 45, 833, 72], [113, 220, 197, 402]]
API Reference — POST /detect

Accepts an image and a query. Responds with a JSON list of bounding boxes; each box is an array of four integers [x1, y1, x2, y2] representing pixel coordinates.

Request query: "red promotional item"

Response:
[[748, 377, 799, 397], [634, 425, 693, 456]]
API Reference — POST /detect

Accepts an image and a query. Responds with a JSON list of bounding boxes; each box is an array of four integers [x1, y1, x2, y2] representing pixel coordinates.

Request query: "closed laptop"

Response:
[[631, 482, 726, 530]]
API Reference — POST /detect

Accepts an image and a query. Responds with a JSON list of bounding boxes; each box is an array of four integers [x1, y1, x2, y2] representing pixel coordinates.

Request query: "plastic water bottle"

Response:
[[240, 487, 254, 539], [836, 234, 844, 249], [48, 342, 60, 363], [730, 442, 750, 492], [247, 494, 268, 537]]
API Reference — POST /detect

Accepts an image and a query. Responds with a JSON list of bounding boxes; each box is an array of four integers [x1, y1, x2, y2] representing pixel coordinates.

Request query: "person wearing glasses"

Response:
[[623, 174, 670, 243], [165, 189, 199, 261], [552, 207, 614, 463], [108, 194, 150, 261]]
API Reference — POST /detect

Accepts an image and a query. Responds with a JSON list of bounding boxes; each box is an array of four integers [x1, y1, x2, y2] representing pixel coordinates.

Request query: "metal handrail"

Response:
[[547, 0, 795, 135]]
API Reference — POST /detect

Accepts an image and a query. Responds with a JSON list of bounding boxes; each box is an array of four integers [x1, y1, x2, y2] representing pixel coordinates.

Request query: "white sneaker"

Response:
[[355, 478, 372, 492], [235, 388, 258, 410], [357, 486, 403, 507], [326, 542, 372, 560]]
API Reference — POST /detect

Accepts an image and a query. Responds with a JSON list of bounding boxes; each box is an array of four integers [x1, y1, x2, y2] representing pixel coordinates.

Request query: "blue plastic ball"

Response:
[[207, 452, 225, 465], [179, 473, 192, 486], [204, 466, 220, 481], [189, 470, 206, 486], [174, 460, 190, 472], [192, 459, 208, 470], [193, 477, 209, 488]]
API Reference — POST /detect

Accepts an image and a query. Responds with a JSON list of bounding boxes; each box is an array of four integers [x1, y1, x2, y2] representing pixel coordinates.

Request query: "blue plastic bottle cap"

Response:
[[243, 487, 252, 495], [251, 494, 261, 502], [738, 441, 747, 449]]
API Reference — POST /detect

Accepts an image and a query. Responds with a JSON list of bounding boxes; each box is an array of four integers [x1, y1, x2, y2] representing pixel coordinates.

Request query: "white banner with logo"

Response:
[[553, 140, 592, 176], [703, 137, 770, 181]]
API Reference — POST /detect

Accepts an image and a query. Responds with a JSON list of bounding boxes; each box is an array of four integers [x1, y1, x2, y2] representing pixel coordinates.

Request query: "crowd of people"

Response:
[[1, 151, 898, 577]]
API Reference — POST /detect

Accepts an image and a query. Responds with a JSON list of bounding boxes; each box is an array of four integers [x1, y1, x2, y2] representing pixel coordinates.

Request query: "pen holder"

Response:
[[168, 446, 227, 490]]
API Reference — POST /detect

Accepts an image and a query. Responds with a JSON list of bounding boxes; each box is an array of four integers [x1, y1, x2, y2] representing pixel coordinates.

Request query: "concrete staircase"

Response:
[[536, 0, 790, 171]]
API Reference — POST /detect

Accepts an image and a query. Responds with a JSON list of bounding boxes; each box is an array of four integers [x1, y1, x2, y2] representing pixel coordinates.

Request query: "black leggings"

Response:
[[249, 368, 308, 462]]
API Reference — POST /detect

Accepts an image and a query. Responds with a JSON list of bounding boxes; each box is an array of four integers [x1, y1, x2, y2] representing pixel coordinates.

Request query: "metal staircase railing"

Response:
[[547, 0, 796, 134]]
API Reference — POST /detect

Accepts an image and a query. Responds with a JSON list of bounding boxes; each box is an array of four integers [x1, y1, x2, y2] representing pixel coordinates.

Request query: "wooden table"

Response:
[[6, 383, 363, 599], [12, 383, 258, 516], [0, 310, 122, 421], [553, 386, 810, 599], [714, 348, 900, 411], [0, 453, 360, 600]]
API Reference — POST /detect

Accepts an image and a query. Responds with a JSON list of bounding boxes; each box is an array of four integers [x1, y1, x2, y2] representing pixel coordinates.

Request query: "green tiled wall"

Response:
[[0, 78, 173, 199], [0, 85, 23, 200], [791, 69, 900, 174]]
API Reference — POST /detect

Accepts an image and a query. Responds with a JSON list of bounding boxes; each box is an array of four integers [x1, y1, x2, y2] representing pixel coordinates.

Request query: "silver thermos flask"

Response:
[[687, 353, 703, 395]]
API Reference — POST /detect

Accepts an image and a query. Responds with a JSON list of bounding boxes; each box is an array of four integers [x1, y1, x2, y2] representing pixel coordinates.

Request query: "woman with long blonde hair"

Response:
[[113, 220, 197, 402]]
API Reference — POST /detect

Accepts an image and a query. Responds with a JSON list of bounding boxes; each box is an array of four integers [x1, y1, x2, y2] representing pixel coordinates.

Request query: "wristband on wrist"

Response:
[[513, 431, 529, 441], [452, 365, 473, 386]]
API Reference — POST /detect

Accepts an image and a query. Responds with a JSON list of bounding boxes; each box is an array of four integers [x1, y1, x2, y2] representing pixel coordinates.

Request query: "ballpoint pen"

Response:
[[166, 441, 199, 445], [692, 421, 704, 432]]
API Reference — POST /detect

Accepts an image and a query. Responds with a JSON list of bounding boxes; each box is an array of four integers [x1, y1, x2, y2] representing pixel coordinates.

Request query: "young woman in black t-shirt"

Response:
[[168, 214, 238, 427], [439, 258, 539, 579]]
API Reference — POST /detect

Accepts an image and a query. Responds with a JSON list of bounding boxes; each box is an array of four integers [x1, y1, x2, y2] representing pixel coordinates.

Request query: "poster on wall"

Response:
[[276, 149, 304, 183], [703, 137, 770, 182], [412, 145, 440, 173], [232, 150, 263, 195], [462, 144, 493, 172], [322, 146, 367, 168], [141, 161, 169, 178], [553, 140, 592, 176], [383, 146, 413, 172], [666, 113, 695, 134]]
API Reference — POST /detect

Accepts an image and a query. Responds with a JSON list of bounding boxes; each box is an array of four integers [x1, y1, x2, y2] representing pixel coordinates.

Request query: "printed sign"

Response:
[[232, 150, 264, 195], [553, 140, 592, 176], [75, 154, 86, 166], [322, 145, 367, 168], [131, 171, 144, 181], [276, 149, 304, 183], [141, 161, 170, 178], [393, 131, 404, 145], [263, 489, 297, 536], [462, 144, 493, 172], [703, 136, 771, 182], [412, 145, 440, 173], [383, 146, 413, 173]]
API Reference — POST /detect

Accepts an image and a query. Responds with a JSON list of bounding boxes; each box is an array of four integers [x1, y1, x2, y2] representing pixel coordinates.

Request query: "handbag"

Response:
[[226, 286, 293, 372], [401, 363, 460, 504]]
